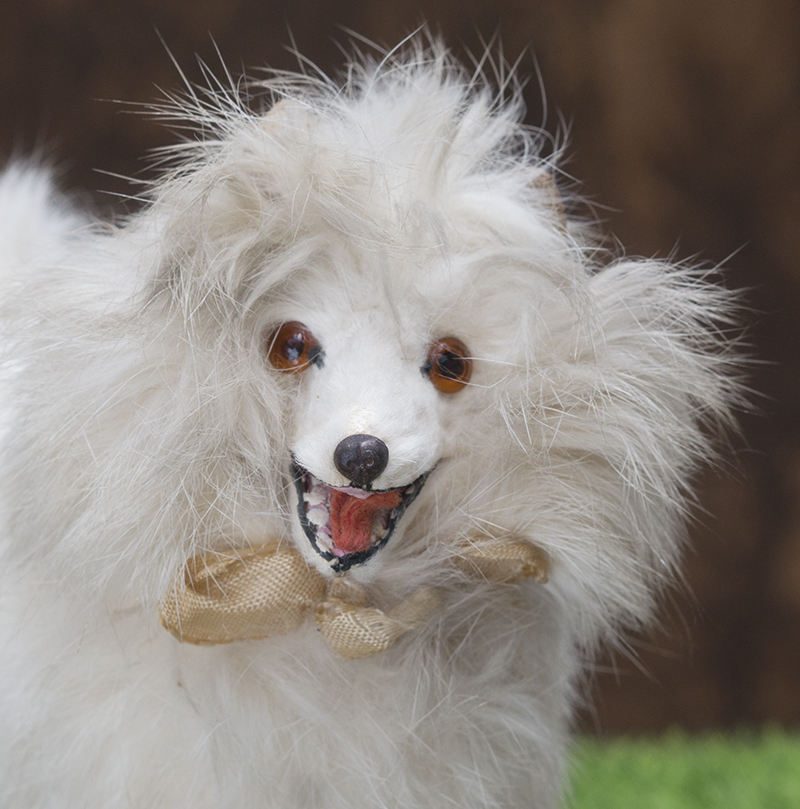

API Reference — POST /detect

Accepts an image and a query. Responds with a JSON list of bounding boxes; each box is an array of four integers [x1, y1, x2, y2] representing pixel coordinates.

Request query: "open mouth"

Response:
[[292, 463, 430, 573]]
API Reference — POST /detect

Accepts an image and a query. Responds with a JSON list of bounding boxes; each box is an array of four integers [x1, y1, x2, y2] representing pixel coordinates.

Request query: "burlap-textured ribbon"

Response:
[[452, 537, 549, 584], [158, 543, 326, 645], [159, 537, 548, 659]]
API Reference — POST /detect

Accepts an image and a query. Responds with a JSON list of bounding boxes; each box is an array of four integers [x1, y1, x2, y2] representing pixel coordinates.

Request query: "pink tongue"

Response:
[[329, 489, 403, 554]]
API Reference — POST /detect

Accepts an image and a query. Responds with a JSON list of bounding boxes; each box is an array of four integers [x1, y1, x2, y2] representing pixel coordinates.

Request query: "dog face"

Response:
[[270, 304, 446, 573]]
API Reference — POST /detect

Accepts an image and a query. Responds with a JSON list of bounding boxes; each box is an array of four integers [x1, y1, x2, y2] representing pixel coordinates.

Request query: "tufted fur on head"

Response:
[[0, 37, 739, 809]]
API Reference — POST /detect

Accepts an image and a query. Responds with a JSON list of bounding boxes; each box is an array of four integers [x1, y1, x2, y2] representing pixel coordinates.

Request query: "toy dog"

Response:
[[0, 39, 737, 808]]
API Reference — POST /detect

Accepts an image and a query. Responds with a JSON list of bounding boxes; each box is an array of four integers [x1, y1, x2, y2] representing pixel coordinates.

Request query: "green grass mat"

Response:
[[567, 729, 800, 808]]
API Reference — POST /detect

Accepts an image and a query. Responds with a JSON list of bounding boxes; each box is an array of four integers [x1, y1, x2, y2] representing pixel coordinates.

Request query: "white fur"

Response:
[[0, 41, 738, 808]]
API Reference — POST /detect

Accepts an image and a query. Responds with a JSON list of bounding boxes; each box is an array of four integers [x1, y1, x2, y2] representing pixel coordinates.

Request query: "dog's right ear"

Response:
[[152, 103, 312, 308]]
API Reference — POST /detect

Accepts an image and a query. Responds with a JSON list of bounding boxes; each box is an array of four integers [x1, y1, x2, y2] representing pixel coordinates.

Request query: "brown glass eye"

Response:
[[265, 321, 321, 372], [426, 337, 472, 393]]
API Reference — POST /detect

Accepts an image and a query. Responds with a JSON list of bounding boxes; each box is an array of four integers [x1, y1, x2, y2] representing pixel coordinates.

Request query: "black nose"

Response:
[[333, 434, 389, 488]]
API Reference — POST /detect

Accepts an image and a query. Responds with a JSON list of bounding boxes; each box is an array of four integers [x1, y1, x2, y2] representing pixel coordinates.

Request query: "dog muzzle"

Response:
[[292, 462, 430, 573]]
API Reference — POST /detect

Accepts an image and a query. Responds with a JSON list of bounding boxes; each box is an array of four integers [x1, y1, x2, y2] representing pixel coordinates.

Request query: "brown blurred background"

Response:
[[2, 0, 798, 734]]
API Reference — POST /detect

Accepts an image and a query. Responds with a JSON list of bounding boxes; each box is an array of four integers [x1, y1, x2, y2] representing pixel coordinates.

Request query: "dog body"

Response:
[[0, 45, 735, 808]]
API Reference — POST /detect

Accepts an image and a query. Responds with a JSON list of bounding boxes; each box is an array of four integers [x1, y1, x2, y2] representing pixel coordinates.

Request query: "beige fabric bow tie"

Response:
[[159, 537, 548, 659]]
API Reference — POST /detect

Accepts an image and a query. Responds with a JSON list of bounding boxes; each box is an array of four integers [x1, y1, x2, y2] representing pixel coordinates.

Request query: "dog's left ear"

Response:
[[530, 171, 567, 231]]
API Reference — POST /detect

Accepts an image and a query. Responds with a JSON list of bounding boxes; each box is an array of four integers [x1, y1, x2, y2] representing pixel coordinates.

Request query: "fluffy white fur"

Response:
[[0, 41, 737, 808]]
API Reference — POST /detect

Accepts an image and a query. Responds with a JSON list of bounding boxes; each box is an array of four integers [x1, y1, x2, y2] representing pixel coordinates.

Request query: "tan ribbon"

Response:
[[158, 543, 326, 645], [453, 537, 549, 584], [159, 536, 548, 658]]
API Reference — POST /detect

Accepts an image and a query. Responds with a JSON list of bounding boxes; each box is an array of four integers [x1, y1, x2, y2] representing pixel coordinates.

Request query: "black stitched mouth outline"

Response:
[[291, 462, 431, 573]]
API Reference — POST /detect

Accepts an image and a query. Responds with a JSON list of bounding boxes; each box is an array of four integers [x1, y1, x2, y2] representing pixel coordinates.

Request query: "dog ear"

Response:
[[153, 108, 302, 306], [529, 171, 567, 231]]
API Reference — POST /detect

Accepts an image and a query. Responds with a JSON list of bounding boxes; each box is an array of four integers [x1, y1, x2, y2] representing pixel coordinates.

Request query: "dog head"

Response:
[[143, 50, 581, 587]]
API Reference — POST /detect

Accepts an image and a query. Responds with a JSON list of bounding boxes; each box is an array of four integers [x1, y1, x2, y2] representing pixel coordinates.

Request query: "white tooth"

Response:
[[306, 505, 329, 526], [370, 509, 392, 542], [315, 527, 333, 548], [305, 489, 328, 507]]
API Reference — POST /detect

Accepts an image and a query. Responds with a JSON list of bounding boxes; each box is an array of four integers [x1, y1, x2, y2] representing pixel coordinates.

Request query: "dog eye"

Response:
[[265, 321, 321, 372], [426, 337, 472, 393]]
